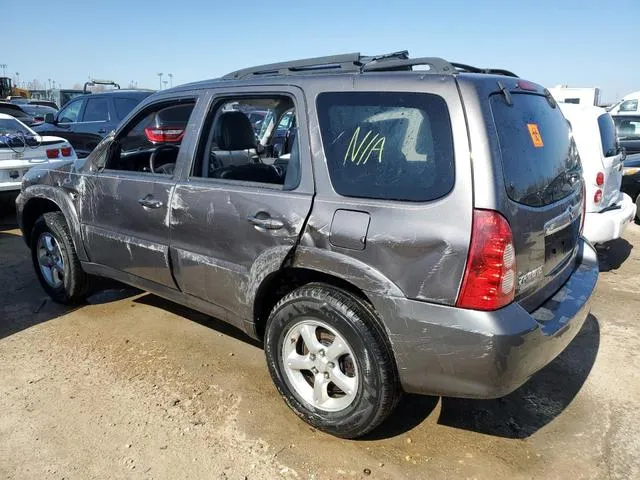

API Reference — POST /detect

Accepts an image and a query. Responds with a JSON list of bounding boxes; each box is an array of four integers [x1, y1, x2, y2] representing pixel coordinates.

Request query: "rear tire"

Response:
[[30, 212, 93, 304], [264, 283, 400, 438]]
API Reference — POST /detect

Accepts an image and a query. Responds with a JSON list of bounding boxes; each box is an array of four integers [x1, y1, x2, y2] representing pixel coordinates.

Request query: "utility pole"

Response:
[[168, 73, 173, 88], [157, 72, 163, 90]]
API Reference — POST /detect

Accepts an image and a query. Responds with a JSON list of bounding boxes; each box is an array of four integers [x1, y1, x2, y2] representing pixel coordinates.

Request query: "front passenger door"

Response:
[[79, 97, 199, 289]]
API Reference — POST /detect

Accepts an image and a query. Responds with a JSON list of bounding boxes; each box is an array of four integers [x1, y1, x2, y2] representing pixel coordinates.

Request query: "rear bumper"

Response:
[[583, 193, 636, 244], [371, 239, 598, 399]]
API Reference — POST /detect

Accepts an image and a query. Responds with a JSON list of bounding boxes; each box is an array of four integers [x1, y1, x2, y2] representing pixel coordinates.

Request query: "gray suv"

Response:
[[16, 51, 598, 438]]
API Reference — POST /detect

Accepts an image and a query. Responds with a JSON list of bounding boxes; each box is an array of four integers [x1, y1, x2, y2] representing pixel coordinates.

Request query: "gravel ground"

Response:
[[1, 206, 639, 480]]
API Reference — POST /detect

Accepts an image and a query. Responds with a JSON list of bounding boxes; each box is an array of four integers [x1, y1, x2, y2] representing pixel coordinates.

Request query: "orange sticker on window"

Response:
[[527, 123, 544, 147]]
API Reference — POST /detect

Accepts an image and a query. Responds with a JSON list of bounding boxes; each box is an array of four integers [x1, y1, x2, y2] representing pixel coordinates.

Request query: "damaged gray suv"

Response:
[[17, 51, 598, 438]]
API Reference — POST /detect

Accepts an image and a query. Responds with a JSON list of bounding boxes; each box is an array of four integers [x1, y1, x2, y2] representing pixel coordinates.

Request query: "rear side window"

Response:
[[114, 98, 140, 119], [598, 114, 617, 157], [491, 93, 581, 207], [317, 92, 454, 202]]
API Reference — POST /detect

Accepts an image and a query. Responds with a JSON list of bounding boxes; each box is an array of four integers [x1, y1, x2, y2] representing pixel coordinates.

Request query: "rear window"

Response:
[[491, 93, 581, 207], [316, 92, 454, 202], [598, 114, 617, 157]]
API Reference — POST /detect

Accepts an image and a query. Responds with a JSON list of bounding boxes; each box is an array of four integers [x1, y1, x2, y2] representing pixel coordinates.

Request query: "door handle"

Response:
[[138, 195, 163, 209], [98, 128, 107, 134], [247, 214, 284, 230]]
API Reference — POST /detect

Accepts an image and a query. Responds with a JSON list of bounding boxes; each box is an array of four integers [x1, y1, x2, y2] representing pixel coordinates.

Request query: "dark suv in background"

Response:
[[33, 90, 153, 158]]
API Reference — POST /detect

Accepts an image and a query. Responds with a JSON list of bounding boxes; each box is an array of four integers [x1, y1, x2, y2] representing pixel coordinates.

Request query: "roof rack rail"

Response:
[[222, 52, 518, 79], [222, 51, 410, 80], [451, 62, 519, 78]]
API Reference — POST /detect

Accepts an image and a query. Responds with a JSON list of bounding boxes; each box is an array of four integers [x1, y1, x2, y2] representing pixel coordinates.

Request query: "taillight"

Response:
[[456, 209, 516, 311], [144, 126, 184, 143], [596, 172, 604, 186], [46, 148, 59, 159], [594, 189, 602, 204], [61, 147, 72, 157]]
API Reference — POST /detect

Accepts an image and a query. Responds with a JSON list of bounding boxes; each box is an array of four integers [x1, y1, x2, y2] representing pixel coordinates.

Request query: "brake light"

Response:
[[596, 172, 604, 186], [61, 147, 72, 157], [516, 80, 538, 91], [46, 148, 59, 159], [456, 210, 516, 311], [594, 189, 602, 204], [144, 126, 184, 143]]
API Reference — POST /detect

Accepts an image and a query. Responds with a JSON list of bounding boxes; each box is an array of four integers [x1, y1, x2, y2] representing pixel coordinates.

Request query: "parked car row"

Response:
[[0, 113, 77, 202], [16, 51, 600, 438]]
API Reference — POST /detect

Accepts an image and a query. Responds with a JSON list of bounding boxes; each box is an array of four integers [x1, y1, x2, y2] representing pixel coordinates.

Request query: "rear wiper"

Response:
[[497, 81, 512, 106]]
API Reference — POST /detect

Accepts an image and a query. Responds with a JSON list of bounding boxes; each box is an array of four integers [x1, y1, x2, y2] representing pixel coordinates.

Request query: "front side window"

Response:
[[620, 100, 638, 112], [614, 116, 640, 139], [83, 97, 110, 122], [192, 96, 301, 190], [317, 91, 454, 202], [103, 100, 196, 175], [58, 99, 83, 123]]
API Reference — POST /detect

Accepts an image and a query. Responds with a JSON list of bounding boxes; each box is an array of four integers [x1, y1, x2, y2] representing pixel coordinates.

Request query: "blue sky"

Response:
[[3, 0, 639, 103]]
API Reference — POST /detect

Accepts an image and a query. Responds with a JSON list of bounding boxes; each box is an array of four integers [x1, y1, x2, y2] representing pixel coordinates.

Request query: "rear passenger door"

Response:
[[169, 87, 314, 323]]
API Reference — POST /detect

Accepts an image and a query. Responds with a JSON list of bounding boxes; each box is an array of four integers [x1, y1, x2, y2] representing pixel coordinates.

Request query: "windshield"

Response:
[[614, 116, 640, 140], [0, 117, 34, 136], [491, 93, 582, 207]]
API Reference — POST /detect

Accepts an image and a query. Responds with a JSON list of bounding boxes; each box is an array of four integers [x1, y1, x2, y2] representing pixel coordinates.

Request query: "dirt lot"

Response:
[[1, 205, 639, 480]]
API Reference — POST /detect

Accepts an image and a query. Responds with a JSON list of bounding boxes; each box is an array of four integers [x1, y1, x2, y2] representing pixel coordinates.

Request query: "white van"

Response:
[[559, 104, 637, 244], [608, 91, 640, 116]]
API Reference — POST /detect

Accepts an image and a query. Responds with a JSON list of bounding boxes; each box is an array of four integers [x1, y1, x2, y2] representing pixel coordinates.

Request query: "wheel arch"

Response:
[[19, 186, 88, 261]]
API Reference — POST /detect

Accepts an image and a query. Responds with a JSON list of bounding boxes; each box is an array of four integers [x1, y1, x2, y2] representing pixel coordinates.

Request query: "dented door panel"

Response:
[[169, 182, 312, 318]]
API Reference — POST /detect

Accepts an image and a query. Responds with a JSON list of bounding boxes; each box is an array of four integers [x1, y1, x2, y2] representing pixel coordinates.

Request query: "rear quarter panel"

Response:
[[297, 74, 473, 305]]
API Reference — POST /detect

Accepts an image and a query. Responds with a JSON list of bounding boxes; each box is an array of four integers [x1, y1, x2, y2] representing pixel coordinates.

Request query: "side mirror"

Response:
[[44, 113, 56, 124]]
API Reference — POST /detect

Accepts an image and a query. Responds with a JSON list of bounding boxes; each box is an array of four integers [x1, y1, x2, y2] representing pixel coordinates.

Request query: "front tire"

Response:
[[30, 212, 92, 304], [264, 283, 400, 438]]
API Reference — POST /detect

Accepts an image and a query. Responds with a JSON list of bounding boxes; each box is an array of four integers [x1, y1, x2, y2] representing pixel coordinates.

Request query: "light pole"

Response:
[[48, 78, 52, 92], [168, 73, 173, 88], [15, 72, 20, 88], [163, 80, 168, 89], [0, 64, 7, 76], [157, 72, 163, 90]]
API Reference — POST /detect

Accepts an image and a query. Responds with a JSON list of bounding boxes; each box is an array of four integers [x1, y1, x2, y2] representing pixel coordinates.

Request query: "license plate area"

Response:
[[544, 219, 580, 275]]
